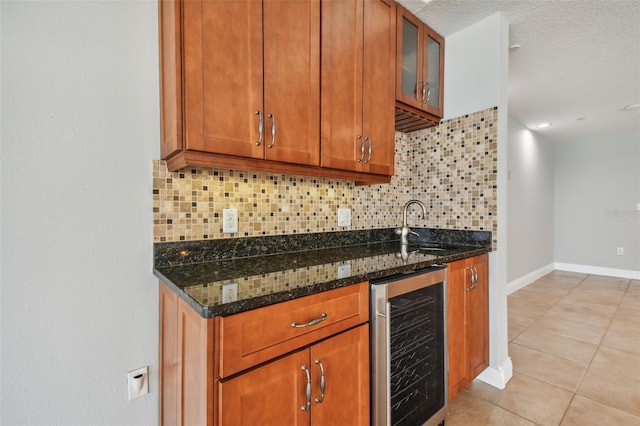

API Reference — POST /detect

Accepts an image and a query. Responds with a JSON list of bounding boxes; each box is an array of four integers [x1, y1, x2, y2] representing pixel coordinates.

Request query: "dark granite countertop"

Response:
[[153, 228, 492, 318]]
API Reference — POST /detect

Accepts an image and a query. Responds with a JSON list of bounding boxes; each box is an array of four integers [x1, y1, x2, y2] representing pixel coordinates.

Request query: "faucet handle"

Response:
[[394, 227, 403, 236], [409, 230, 419, 237]]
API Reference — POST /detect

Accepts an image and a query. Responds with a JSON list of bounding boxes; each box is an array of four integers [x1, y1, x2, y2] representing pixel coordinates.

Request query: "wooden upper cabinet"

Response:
[[321, 0, 395, 176], [395, 5, 444, 132], [181, 0, 319, 165], [159, 0, 393, 184], [160, 0, 320, 164]]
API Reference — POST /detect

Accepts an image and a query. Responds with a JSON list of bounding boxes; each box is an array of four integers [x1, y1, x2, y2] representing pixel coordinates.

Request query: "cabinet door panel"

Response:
[[467, 257, 489, 377], [183, 0, 264, 158], [320, 0, 364, 172], [263, 0, 320, 166], [362, 0, 395, 175], [395, 8, 424, 110], [310, 326, 370, 426], [424, 29, 444, 117], [219, 350, 309, 426], [446, 259, 469, 400]]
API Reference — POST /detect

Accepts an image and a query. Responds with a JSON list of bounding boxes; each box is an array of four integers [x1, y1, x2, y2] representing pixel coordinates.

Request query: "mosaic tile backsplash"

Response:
[[153, 107, 498, 249]]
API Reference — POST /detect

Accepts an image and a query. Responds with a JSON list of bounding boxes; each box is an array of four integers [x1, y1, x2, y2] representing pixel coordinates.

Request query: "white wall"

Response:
[[554, 132, 640, 277], [444, 13, 513, 388], [507, 117, 555, 286], [1, 1, 159, 424], [443, 13, 502, 119]]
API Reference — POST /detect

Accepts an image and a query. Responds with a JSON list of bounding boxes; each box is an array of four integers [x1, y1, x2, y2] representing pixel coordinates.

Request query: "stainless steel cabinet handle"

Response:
[[267, 113, 276, 148], [291, 312, 327, 328], [422, 81, 427, 103], [255, 110, 263, 146], [364, 137, 372, 164], [301, 364, 311, 411], [425, 82, 431, 103], [465, 266, 475, 291], [314, 359, 325, 403], [472, 266, 478, 288], [356, 135, 365, 163]]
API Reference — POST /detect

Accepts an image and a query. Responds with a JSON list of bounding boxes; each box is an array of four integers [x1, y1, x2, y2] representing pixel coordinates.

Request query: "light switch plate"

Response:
[[223, 208, 238, 233], [337, 208, 351, 227]]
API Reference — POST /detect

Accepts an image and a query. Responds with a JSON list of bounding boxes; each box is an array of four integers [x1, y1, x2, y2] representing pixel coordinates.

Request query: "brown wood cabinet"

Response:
[[159, 0, 393, 185], [320, 0, 396, 176], [220, 325, 369, 425], [159, 281, 369, 426], [394, 5, 445, 132], [446, 253, 489, 400], [167, 0, 319, 164]]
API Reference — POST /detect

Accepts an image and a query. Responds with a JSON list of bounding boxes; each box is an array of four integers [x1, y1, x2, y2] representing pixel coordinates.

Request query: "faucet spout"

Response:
[[402, 200, 427, 227], [396, 200, 428, 246]]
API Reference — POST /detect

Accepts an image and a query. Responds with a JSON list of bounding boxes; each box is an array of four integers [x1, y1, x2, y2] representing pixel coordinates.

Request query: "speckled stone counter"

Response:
[[153, 228, 491, 317]]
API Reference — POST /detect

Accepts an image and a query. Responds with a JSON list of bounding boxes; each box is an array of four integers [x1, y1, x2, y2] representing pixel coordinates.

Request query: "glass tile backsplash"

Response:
[[153, 107, 498, 249]]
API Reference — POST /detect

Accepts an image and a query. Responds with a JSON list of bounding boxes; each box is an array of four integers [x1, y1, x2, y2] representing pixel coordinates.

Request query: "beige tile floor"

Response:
[[446, 271, 640, 426]]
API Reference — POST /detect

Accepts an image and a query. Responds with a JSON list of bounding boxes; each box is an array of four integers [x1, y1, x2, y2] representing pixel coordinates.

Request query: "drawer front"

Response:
[[219, 282, 369, 378]]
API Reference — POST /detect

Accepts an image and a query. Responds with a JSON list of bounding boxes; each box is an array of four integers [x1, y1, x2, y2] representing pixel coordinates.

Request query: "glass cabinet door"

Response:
[[425, 32, 442, 113], [396, 6, 444, 118], [401, 17, 419, 101], [396, 10, 425, 110]]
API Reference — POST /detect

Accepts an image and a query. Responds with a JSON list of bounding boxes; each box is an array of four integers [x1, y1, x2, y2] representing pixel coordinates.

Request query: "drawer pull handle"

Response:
[[301, 364, 311, 411], [291, 312, 328, 328], [314, 359, 326, 403]]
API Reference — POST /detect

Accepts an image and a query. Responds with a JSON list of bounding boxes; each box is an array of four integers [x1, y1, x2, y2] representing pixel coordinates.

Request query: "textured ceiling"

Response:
[[397, 0, 640, 142]]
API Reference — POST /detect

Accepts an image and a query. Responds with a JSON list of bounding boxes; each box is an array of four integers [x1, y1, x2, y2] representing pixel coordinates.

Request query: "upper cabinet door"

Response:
[[362, 0, 396, 176], [263, 0, 320, 166], [396, 9, 424, 110], [423, 28, 444, 117], [182, 0, 264, 158], [320, 0, 364, 173], [321, 0, 395, 175]]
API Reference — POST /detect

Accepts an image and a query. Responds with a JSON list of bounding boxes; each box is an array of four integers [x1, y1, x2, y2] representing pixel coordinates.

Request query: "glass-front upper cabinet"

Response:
[[395, 5, 444, 119]]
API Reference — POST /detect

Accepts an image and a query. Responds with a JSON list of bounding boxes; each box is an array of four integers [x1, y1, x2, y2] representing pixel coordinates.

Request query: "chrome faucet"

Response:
[[394, 200, 427, 245]]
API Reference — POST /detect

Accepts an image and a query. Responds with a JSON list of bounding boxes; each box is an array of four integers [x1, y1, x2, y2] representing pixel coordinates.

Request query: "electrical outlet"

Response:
[[222, 282, 238, 303], [127, 366, 149, 401], [222, 208, 238, 233], [337, 263, 352, 279], [617, 247, 624, 256], [337, 208, 351, 227]]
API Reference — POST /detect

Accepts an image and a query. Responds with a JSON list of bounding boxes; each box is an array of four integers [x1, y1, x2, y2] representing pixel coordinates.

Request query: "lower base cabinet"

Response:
[[447, 253, 489, 400], [220, 325, 369, 425], [159, 281, 370, 426]]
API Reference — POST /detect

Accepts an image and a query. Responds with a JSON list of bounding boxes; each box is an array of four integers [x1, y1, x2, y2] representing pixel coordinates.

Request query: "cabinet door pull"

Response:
[[291, 312, 327, 328], [267, 113, 276, 148], [472, 266, 478, 289], [356, 135, 365, 163], [300, 364, 311, 411], [255, 110, 263, 146], [422, 81, 427, 103], [314, 359, 326, 403], [364, 137, 372, 164], [425, 82, 431, 104], [465, 266, 475, 291]]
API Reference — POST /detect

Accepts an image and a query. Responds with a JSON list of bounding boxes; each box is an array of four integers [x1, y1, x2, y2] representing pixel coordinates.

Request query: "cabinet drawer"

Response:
[[219, 282, 369, 378]]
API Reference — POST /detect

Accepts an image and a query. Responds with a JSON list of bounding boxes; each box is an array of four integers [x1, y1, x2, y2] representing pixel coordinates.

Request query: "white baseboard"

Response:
[[507, 263, 555, 295], [554, 263, 640, 280], [476, 356, 513, 390]]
